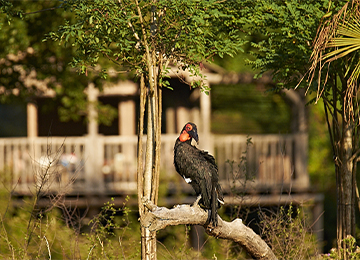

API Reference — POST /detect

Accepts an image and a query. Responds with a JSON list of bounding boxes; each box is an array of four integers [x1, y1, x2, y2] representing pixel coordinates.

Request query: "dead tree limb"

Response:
[[141, 199, 277, 260]]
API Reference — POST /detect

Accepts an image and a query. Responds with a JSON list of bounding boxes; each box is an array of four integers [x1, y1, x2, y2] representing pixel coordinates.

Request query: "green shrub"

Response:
[[259, 204, 319, 260]]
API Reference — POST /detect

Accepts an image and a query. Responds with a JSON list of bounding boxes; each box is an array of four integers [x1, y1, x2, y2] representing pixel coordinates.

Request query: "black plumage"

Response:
[[174, 122, 224, 226]]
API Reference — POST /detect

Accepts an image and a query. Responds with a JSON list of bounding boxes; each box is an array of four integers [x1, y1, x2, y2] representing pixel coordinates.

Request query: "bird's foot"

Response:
[[204, 209, 212, 226]]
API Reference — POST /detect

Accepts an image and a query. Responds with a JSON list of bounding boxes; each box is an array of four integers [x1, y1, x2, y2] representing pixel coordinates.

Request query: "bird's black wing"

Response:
[[199, 150, 224, 204], [190, 152, 215, 209], [191, 148, 224, 226], [199, 150, 218, 170]]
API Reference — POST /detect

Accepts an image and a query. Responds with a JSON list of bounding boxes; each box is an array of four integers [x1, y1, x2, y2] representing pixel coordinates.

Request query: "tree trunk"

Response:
[[337, 116, 355, 258], [142, 78, 158, 259], [137, 74, 147, 259], [135, 1, 160, 258], [137, 71, 159, 260], [342, 122, 354, 236], [333, 80, 357, 258], [324, 79, 357, 257]]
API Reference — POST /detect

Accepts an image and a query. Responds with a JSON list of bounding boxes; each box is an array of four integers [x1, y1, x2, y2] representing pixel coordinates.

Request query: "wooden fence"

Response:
[[0, 133, 309, 196]]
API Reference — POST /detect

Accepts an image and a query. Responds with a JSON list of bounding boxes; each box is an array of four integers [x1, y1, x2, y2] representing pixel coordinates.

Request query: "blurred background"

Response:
[[0, 1, 353, 259]]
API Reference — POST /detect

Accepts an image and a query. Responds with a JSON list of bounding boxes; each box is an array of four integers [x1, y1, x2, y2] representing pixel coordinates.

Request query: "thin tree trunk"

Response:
[[143, 88, 157, 260], [152, 51, 162, 205], [342, 122, 353, 236], [152, 83, 161, 205], [138, 74, 147, 259], [351, 125, 358, 237], [135, 0, 159, 258], [338, 120, 355, 260], [337, 81, 356, 258]]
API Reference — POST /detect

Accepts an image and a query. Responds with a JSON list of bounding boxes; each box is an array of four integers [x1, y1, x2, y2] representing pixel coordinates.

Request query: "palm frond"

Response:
[[348, 58, 360, 85], [301, 0, 360, 106], [338, 20, 360, 38], [322, 11, 360, 68], [327, 38, 360, 47], [323, 44, 360, 60]]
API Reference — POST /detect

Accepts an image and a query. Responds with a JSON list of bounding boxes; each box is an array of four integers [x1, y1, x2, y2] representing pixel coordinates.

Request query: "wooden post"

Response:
[[87, 83, 98, 138], [190, 107, 200, 127], [26, 102, 40, 192], [283, 89, 309, 190], [27, 102, 38, 138], [118, 99, 136, 182], [312, 194, 325, 251], [176, 106, 189, 133], [295, 133, 309, 189], [119, 99, 136, 136], [199, 81, 213, 153], [85, 83, 104, 193], [166, 107, 175, 134]]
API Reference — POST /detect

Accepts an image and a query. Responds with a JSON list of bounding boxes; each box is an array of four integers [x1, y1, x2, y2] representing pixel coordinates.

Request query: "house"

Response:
[[0, 65, 323, 243]]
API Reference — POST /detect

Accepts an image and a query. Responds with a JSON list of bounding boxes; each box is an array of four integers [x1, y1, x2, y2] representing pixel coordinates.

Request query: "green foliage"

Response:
[[226, 136, 255, 199], [259, 204, 319, 260], [0, 177, 139, 260], [45, 4, 247, 257], [236, 1, 360, 251], [85, 196, 140, 259], [312, 1, 360, 89], [0, 144, 138, 259], [0, 186, 80, 259], [47, 0, 245, 86], [0, 166, 252, 260], [237, 0, 348, 90], [321, 235, 360, 260], [157, 224, 250, 260], [0, 1, 117, 125], [0, 1, 25, 54]]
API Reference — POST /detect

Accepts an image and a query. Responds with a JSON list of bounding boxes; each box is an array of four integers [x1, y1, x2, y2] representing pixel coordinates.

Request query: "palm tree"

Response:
[[304, 1, 360, 257]]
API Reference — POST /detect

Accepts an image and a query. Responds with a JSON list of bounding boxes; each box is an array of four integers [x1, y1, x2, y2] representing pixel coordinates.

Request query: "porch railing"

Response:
[[0, 133, 309, 195]]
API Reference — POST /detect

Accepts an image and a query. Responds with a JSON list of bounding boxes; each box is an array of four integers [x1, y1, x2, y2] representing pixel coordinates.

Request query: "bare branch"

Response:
[[24, 6, 60, 15], [117, 0, 141, 50], [141, 200, 277, 260]]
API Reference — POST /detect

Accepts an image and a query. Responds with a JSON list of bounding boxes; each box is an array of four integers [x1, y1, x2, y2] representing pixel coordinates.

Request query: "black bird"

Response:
[[174, 122, 224, 226]]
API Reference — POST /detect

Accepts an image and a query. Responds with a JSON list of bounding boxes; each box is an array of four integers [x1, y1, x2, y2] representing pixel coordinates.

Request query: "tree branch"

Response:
[[117, 0, 141, 50], [141, 199, 277, 260]]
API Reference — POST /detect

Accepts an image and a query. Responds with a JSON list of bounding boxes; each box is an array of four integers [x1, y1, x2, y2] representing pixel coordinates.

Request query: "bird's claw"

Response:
[[192, 195, 202, 207], [204, 209, 212, 226]]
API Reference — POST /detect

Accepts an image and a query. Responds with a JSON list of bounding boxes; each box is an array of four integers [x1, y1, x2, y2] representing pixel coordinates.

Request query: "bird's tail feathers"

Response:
[[211, 183, 218, 227], [216, 183, 224, 207]]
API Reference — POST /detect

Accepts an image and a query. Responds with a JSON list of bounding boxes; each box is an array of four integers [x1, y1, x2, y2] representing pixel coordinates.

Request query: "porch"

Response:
[[0, 133, 309, 197]]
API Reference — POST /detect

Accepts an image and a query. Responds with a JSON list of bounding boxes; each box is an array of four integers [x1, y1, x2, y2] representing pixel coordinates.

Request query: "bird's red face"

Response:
[[179, 122, 199, 143]]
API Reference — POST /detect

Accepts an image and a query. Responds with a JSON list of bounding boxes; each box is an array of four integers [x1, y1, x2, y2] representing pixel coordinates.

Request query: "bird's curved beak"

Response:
[[189, 130, 199, 143]]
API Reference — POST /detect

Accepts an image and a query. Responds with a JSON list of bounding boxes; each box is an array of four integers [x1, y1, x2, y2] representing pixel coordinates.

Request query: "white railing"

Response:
[[0, 133, 308, 195], [214, 134, 309, 191]]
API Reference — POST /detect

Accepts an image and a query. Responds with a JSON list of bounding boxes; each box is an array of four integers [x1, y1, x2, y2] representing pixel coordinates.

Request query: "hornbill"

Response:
[[174, 122, 224, 227]]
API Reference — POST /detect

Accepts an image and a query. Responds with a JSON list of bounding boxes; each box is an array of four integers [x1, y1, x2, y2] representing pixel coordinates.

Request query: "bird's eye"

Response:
[[186, 124, 192, 131]]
